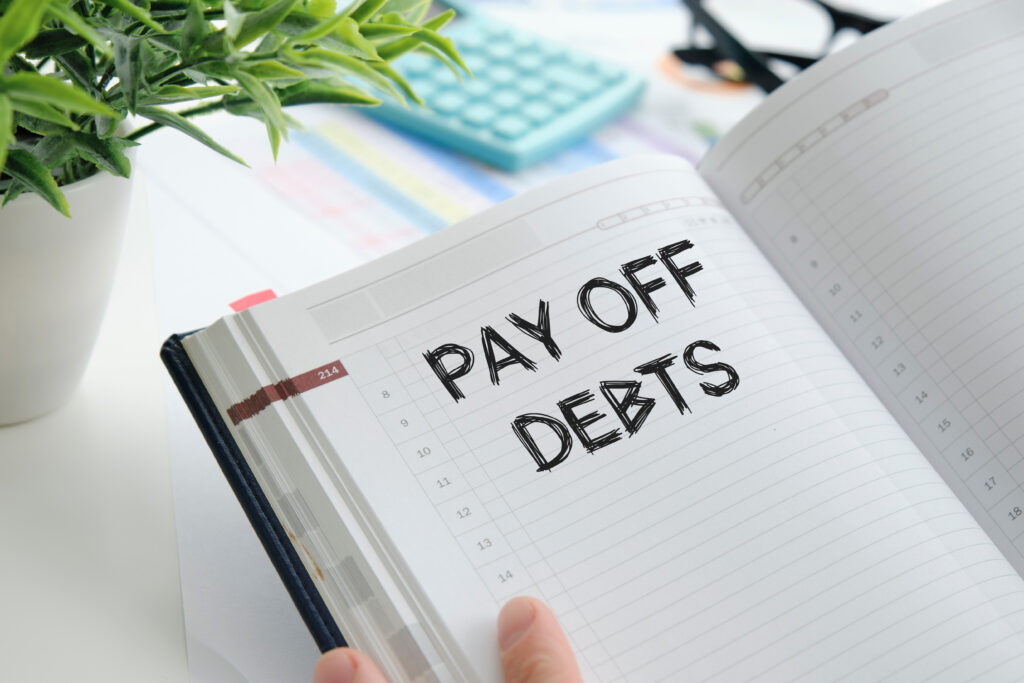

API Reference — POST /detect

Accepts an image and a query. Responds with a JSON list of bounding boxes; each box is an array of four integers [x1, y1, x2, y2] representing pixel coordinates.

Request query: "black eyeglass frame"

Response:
[[677, 0, 890, 93]]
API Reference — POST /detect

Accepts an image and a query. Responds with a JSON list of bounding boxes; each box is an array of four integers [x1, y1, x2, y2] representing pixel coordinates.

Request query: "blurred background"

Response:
[[0, 2, 951, 682]]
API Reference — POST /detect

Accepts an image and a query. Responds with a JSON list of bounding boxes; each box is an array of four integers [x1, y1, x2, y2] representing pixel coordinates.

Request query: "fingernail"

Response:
[[498, 597, 536, 652], [314, 650, 355, 683]]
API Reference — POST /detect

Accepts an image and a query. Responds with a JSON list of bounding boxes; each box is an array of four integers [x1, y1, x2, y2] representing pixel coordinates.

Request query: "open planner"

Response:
[[163, 1, 1024, 680]]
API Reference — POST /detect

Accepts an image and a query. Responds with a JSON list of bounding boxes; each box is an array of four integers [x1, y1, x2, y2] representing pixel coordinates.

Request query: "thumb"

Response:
[[498, 597, 583, 683]]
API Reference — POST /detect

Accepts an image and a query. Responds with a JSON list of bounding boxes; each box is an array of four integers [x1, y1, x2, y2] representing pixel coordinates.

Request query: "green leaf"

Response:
[[348, 0, 385, 22], [264, 118, 281, 158], [31, 133, 76, 169], [303, 0, 336, 19], [376, 9, 454, 62], [0, 0, 50, 65], [372, 10, 463, 74], [54, 52, 100, 96], [45, 4, 114, 57], [152, 84, 239, 102], [274, 14, 379, 58], [181, 0, 212, 58], [3, 148, 69, 216], [95, 0, 163, 32], [276, 79, 379, 107], [379, 0, 430, 14], [7, 54, 35, 74], [404, 0, 429, 23], [146, 32, 182, 54], [368, 60, 420, 105], [0, 73, 119, 119], [142, 36, 178, 76], [2, 181, 26, 207], [111, 34, 144, 113], [289, 12, 379, 60], [255, 30, 288, 53], [292, 11, 349, 43], [22, 29, 88, 58], [193, 60, 234, 80], [359, 23, 417, 39], [224, 1, 244, 42], [9, 96, 79, 131], [331, 15, 377, 58], [287, 47, 403, 102], [235, 70, 288, 157], [412, 42, 463, 80], [15, 112, 70, 136], [95, 114, 119, 137], [0, 95, 12, 177], [67, 133, 137, 177], [405, 25, 467, 72], [136, 105, 247, 166], [234, 0, 301, 48], [242, 60, 306, 81]]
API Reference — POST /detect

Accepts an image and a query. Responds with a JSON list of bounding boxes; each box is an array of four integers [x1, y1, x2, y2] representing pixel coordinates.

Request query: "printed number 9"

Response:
[[400, 418, 409, 427]]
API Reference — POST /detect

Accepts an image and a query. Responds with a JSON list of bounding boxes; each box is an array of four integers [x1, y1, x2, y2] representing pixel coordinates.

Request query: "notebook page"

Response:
[[230, 156, 1024, 682], [702, 0, 1024, 580]]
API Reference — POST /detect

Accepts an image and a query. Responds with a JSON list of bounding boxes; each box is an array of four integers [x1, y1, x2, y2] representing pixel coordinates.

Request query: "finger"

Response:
[[498, 596, 583, 683], [313, 647, 389, 683]]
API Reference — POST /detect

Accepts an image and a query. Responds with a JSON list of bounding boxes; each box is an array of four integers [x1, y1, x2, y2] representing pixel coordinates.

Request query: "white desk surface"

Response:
[[0, 2, 942, 682], [0, 181, 188, 683]]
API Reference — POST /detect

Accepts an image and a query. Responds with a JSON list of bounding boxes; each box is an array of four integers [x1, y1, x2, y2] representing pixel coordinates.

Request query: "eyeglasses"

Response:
[[675, 0, 891, 93]]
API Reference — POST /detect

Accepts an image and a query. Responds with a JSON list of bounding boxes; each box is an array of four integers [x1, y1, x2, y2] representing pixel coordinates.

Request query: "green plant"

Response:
[[0, 0, 466, 216]]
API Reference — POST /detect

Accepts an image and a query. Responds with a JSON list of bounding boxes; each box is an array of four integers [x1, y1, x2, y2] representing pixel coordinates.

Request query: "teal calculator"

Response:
[[364, 1, 646, 171]]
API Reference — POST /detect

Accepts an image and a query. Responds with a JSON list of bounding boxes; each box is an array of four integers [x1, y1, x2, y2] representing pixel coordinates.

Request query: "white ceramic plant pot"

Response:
[[0, 168, 133, 425]]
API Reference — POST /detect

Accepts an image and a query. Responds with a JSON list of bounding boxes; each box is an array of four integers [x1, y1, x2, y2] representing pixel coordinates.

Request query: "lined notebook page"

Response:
[[239, 157, 1024, 681], [703, 0, 1024, 579]]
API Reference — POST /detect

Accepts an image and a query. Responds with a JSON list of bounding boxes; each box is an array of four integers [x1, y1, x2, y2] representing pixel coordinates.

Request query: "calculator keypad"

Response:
[[419, 23, 624, 129], [368, 19, 642, 169], [493, 116, 529, 139]]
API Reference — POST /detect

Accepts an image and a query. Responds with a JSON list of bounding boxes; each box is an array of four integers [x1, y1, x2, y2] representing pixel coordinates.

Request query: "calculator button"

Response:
[[541, 47, 568, 62], [455, 30, 486, 51], [568, 55, 596, 72], [464, 54, 489, 74], [514, 53, 544, 73], [596, 64, 625, 83], [548, 66, 602, 95], [547, 90, 578, 111], [492, 115, 530, 139], [519, 78, 547, 96], [402, 55, 432, 77], [484, 26, 511, 41], [522, 102, 554, 123], [488, 65, 518, 85], [409, 78, 437, 100], [462, 103, 498, 127], [432, 68, 459, 86], [430, 90, 468, 114], [487, 43, 515, 62], [492, 89, 523, 110], [462, 80, 490, 99], [510, 32, 537, 49]]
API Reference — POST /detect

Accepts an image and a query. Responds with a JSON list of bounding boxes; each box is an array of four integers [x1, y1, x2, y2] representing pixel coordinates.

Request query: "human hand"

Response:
[[314, 596, 583, 683]]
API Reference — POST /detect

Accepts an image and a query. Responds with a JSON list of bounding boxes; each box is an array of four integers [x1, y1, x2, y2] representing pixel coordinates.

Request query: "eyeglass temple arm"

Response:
[[681, 0, 785, 93], [810, 0, 889, 33]]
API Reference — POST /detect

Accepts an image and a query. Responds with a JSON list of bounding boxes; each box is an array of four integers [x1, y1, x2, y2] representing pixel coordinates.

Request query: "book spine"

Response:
[[160, 332, 347, 653]]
